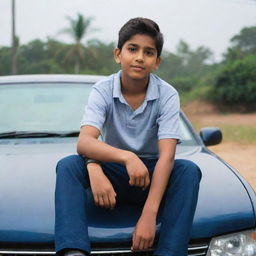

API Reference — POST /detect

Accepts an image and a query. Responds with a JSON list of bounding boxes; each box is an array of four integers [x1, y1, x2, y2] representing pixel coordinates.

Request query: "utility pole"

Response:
[[11, 0, 17, 75]]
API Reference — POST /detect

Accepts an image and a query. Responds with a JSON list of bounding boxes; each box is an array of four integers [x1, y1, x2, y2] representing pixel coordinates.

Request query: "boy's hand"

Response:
[[125, 153, 150, 189], [131, 213, 156, 251], [87, 163, 116, 209]]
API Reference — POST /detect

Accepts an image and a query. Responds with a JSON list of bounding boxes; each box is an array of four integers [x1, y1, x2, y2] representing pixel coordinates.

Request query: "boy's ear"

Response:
[[154, 57, 161, 70], [114, 48, 121, 64]]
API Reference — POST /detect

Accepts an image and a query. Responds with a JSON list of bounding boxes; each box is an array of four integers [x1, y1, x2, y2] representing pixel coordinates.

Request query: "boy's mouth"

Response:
[[131, 65, 145, 71]]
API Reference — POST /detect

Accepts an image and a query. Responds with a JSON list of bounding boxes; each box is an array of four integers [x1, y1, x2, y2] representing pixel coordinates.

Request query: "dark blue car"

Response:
[[0, 75, 255, 256]]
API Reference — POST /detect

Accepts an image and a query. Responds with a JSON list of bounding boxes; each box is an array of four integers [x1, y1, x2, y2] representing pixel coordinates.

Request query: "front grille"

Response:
[[0, 243, 209, 256]]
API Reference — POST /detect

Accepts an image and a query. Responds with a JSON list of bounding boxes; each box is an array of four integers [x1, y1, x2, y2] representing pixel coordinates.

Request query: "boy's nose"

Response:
[[135, 51, 144, 62]]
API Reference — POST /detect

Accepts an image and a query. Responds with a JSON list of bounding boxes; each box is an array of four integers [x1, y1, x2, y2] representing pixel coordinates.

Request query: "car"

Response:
[[0, 74, 255, 256]]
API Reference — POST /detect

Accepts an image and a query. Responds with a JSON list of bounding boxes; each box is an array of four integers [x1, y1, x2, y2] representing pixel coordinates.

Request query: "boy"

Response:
[[55, 18, 201, 256]]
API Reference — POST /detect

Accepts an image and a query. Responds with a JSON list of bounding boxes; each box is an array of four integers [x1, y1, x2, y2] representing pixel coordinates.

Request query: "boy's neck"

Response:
[[120, 74, 149, 96]]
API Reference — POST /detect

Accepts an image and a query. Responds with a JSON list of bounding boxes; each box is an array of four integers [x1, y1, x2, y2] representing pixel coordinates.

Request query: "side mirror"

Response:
[[199, 127, 222, 146]]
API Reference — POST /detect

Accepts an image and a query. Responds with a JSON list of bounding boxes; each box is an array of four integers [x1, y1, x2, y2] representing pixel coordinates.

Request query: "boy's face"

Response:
[[114, 34, 161, 82]]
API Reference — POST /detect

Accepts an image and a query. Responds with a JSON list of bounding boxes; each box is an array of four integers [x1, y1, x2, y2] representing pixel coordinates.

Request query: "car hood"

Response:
[[0, 138, 255, 244]]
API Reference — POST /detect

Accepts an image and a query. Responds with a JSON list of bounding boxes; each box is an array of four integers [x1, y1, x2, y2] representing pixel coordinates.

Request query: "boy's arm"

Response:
[[87, 162, 117, 209], [77, 125, 150, 188], [78, 125, 150, 209], [132, 138, 177, 251], [77, 125, 131, 164]]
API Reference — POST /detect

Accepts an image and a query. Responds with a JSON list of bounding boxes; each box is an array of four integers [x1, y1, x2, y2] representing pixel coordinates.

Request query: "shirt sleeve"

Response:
[[80, 87, 107, 131], [157, 92, 182, 141]]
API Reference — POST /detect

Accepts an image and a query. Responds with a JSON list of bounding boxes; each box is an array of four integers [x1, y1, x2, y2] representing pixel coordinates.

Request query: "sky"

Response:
[[1, 0, 256, 61]]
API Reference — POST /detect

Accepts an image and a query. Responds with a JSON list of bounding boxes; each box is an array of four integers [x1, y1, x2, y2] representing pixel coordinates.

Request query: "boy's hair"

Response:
[[117, 17, 164, 57]]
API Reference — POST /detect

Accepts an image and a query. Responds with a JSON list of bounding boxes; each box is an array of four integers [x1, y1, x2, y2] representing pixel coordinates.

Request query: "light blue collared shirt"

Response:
[[81, 71, 181, 158]]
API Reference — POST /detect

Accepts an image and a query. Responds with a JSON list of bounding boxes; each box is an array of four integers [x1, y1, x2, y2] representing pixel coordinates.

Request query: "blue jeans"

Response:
[[55, 155, 201, 256]]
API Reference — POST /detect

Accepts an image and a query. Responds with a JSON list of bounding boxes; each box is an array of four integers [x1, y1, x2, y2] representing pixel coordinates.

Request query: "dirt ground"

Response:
[[183, 101, 256, 191], [210, 142, 256, 191]]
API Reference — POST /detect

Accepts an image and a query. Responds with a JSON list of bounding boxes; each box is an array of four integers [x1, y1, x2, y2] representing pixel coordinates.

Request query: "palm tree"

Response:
[[61, 13, 93, 74], [11, 0, 17, 74]]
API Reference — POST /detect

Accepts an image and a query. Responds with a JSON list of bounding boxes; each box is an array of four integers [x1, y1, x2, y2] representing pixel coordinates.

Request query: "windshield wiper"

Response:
[[0, 131, 79, 138]]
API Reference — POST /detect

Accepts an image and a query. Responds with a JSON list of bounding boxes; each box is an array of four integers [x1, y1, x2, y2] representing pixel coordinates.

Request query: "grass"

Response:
[[192, 122, 256, 143], [218, 125, 256, 143], [180, 85, 256, 144]]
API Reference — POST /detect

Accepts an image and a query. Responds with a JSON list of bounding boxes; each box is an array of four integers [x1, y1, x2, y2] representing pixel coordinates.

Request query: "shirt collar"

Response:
[[113, 71, 159, 101], [113, 70, 122, 99], [146, 74, 159, 101]]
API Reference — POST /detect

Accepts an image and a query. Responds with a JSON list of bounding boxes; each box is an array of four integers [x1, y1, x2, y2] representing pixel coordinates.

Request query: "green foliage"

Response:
[[172, 77, 196, 93], [211, 26, 256, 109], [212, 54, 256, 106], [1, 22, 255, 112], [223, 26, 256, 62], [83, 39, 119, 75], [64, 13, 93, 41], [230, 26, 256, 55], [0, 47, 12, 75], [180, 82, 212, 106], [0, 38, 118, 76], [157, 40, 214, 94]]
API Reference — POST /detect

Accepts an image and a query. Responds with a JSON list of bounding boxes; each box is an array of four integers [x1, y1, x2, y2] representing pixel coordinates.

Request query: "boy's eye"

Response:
[[128, 47, 136, 52], [145, 50, 154, 56]]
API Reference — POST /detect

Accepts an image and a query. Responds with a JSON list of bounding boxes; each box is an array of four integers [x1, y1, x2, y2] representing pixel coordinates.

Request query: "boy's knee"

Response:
[[174, 159, 202, 182], [56, 155, 84, 175]]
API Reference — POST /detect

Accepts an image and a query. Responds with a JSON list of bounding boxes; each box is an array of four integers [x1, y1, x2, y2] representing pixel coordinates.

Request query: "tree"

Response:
[[231, 26, 256, 54], [176, 40, 190, 65], [212, 26, 256, 109], [11, 0, 18, 74], [213, 55, 256, 107], [0, 47, 12, 75], [157, 40, 214, 93], [83, 39, 118, 74], [60, 13, 93, 74], [224, 26, 256, 61]]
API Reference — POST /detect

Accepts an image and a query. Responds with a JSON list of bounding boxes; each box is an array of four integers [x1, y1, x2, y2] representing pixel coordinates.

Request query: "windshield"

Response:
[[0, 82, 198, 145], [179, 117, 197, 146], [0, 83, 91, 133]]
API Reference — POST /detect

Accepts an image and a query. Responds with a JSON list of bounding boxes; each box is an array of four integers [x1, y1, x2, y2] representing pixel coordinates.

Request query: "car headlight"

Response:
[[206, 230, 256, 256]]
